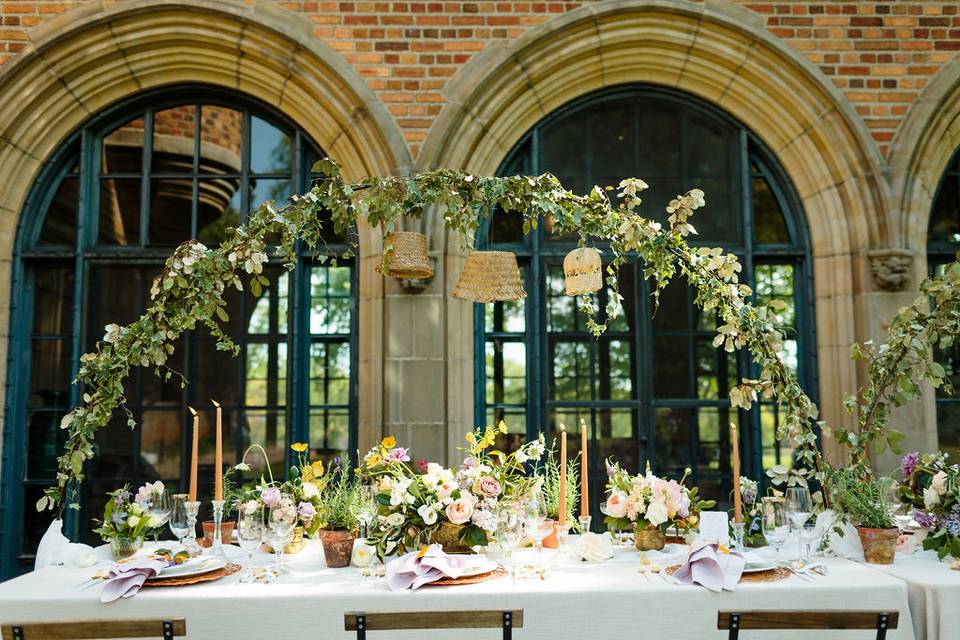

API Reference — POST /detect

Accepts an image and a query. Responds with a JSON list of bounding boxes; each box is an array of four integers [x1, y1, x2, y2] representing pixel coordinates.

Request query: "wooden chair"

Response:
[[718, 611, 898, 640], [1, 618, 186, 640], [344, 610, 523, 640]]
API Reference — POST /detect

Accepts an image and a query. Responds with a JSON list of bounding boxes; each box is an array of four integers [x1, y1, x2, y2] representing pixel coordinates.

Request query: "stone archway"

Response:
[[0, 0, 412, 454], [421, 0, 890, 454]]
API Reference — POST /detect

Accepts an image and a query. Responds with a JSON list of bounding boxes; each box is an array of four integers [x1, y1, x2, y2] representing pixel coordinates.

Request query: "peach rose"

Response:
[[446, 498, 474, 525], [605, 492, 629, 518]]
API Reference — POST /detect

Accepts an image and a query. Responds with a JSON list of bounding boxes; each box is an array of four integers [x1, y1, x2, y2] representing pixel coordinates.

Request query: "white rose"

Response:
[[302, 481, 319, 499], [386, 512, 405, 528], [351, 543, 375, 568], [932, 471, 949, 496], [924, 486, 941, 509], [417, 504, 439, 526], [577, 532, 613, 563], [126, 515, 139, 528], [645, 500, 668, 527]]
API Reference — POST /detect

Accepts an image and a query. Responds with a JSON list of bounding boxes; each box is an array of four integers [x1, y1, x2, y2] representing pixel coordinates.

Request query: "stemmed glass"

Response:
[[169, 494, 190, 550], [881, 476, 911, 532], [237, 502, 265, 583], [494, 503, 524, 578], [523, 493, 552, 564], [356, 485, 377, 540], [145, 489, 171, 542], [600, 501, 625, 546], [761, 497, 789, 557], [784, 486, 814, 563], [268, 493, 297, 575]]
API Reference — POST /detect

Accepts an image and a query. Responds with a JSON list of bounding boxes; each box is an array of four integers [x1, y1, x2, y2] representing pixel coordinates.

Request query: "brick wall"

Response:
[[1, 0, 958, 157]]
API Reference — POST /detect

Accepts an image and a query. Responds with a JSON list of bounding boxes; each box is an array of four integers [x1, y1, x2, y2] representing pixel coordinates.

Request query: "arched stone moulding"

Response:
[[0, 0, 414, 455], [422, 0, 890, 458]]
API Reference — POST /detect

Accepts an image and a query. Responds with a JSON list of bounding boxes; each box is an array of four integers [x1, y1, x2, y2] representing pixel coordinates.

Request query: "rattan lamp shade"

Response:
[[376, 231, 434, 279], [563, 247, 602, 296], [452, 250, 527, 302]]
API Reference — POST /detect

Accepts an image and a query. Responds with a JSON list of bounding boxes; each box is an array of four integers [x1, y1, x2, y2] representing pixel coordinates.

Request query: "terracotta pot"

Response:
[[318, 529, 356, 568], [198, 521, 235, 548], [541, 519, 559, 549], [857, 526, 898, 564], [635, 525, 666, 551], [429, 521, 476, 554]]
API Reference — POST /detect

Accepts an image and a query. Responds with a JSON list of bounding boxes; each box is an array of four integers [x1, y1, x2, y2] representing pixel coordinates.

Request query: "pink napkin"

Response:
[[670, 541, 745, 592], [386, 545, 468, 591], [100, 557, 168, 603]]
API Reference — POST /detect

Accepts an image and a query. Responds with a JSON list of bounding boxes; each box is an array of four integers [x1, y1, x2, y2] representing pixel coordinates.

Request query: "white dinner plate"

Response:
[[458, 558, 499, 577], [150, 556, 227, 579], [742, 560, 777, 573]]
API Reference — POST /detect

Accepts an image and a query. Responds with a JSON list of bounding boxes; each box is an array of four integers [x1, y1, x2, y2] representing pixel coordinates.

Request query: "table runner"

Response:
[[0, 541, 915, 639]]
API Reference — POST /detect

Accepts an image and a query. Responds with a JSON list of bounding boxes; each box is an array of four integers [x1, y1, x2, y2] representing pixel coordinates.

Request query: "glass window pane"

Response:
[[485, 340, 526, 405], [589, 105, 635, 182], [930, 171, 960, 243], [149, 178, 193, 245], [485, 297, 525, 333], [250, 177, 291, 211], [140, 410, 181, 479], [597, 408, 638, 475], [310, 267, 351, 334], [540, 115, 587, 192], [486, 408, 526, 454], [654, 407, 692, 476], [753, 175, 790, 244], [239, 409, 285, 473], [193, 339, 241, 406], [88, 414, 136, 480], [33, 268, 74, 335], [199, 105, 243, 174], [653, 336, 691, 398], [29, 339, 71, 407], [103, 117, 144, 173], [309, 409, 349, 456], [38, 176, 78, 245], [26, 411, 65, 478], [310, 343, 350, 406], [936, 403, 960, 463], [142, 337, 184, 407], [488, 209, 525, 244], [153, 105, 197, 173], [98, 178, 141, 245], [245, 343, 270, 406], [250, 116, 291, 174], [196, 178, 241, 245], [599, 339, 633, 400], [550, 340, 592, 401]]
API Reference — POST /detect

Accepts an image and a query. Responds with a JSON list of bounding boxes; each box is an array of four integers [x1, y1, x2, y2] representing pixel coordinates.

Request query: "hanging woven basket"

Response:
[[563, 247, 602, 296], [452, 250, 526, 303], [376, 231, 434, 280]]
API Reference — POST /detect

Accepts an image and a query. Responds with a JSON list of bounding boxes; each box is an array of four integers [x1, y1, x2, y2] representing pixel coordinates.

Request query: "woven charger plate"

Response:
[[424, 567, 507, 587], [143, 563, 241, 587], [664, 565, 790, 583]]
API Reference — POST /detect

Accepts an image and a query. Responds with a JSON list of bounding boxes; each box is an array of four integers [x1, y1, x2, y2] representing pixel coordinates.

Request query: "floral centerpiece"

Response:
[[899, 451, 960, 560], [602, 462, 714, 551], [93, 482, 166, 559], [362, 423, 545, 558]]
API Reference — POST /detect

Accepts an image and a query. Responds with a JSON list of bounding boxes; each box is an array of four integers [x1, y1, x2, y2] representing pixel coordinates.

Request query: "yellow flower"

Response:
[[366, 453, 382, 468], [311, 460, 325, 477], [381, 436, 396, 449], [465, 432, 477, 445], [497, 420, 508, 434], [291, 442, 309, 453]]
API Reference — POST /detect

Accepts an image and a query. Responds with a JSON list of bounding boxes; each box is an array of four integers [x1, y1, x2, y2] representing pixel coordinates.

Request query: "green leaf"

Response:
[[215, 306, 230, 322], [250, 278, 262, 298]]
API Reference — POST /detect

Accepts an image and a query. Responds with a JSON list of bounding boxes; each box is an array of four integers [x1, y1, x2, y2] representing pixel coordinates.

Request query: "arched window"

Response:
[[2, 86, 357, 574], [476, 86, 816, 514], [928, 150, 960, 460]]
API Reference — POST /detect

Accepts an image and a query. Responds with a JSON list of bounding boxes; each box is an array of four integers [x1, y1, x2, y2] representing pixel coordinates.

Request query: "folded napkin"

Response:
[[100, 557, 168, 603], [386, 545, 469, 591], [671, 541, 745, 592]]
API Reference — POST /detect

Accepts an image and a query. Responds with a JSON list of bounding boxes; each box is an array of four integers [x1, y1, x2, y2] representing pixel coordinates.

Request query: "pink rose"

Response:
[[385, 447, 411, 463], [605, 492, 628, 518], [446, 498, 474, 525], [474, 476, 502, 498], [437, 482, 457, 500], [261, 487, 281, 507]]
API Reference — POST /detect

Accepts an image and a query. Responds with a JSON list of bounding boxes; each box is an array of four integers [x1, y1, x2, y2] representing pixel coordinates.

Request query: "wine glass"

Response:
[[784, 486, 814, 562], [880, 476, 911, 532], [237, 502, 265, 582], [600, 501, 626, 546], [761, 496, 789, 557], [168, 494, 190, 550], [268, 493, 297, 575], [356, 485, 376, 540], [523, 493, 551, 561], [145, 488, 171, 542]]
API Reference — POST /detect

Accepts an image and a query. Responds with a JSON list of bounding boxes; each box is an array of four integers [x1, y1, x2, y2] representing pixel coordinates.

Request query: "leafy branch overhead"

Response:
[[43, 156, 955, 517]]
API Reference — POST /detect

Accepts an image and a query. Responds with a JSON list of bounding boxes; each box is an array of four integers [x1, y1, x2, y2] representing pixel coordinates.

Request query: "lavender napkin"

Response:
[[100, 557, 168, 603], [386, 545, 469, 591], [671, 541, 745, 592]]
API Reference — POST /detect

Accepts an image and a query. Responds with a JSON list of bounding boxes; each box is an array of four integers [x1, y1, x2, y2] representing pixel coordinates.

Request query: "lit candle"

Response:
[[558, 426, 567, 527], [213, 399, 223, 501], [188, 406, 199, 502], [731, 422, 742, 524], [580, 418, 589, 518]]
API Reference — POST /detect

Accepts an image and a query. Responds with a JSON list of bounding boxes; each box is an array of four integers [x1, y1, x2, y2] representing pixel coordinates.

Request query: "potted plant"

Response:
[[536, 442, 579, 548], [93, 484, 163, 560], [830, 466, 897, 564], [315, 462, 362, 567]]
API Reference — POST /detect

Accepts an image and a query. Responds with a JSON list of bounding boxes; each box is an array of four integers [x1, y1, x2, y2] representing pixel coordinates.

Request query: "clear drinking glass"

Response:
[[269, 494, 297, 575], [761, 496, 789, 557], [524, 493, 551, 561], [784, 486, 814, 562], [145, 489, 171, 541], [356, 485, 376, 539], [881, 476, 911, 532], [600, 501, 626, 545], [168, 494, 190, 549], [237, 502, 265, 582]]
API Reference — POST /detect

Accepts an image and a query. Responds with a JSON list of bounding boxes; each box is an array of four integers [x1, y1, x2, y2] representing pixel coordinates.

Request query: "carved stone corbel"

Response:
[[867, 248, 913, 292]]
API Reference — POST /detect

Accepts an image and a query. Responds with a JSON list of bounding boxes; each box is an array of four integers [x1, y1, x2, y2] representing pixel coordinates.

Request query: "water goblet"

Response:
[[600, 501, 626, 546], [268, 493, 297, 575], [761, 496, 789, 558], [784, 486, 813, 562], [237, 502, 265, 583], [168, 494, 190, 550], [145, 488, 171, 542], [356, 485, 377, 540]]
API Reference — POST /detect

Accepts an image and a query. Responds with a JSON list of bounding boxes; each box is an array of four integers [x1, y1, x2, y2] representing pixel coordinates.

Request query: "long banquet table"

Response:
[[0, 540, 917, 639], [866, 550, 960, 640]]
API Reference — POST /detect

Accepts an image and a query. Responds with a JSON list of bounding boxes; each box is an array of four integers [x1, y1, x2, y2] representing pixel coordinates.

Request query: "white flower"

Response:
[[352, 543, 375, 568], [604, 492, 629, 518], [126, 515, 140, 528], [645, 500, 669, 527], [932, 471, 949, 496], [471, 508, 498, 532], [923, 486, 941, 510], [301, 481, 319, 500], [386, 512, 405, 527], [577, 532, 613, 563], [514, 450, 529, 464], [389, 478, 415, 507], [527, 438, 545, 461], [102, 323, 122, 344], [417, 504, 439, 526]]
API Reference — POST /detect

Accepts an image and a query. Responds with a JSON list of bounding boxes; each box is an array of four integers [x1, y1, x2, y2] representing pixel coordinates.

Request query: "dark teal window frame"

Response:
[[474, 85, 818, 519], [1, 85, 359, 578]]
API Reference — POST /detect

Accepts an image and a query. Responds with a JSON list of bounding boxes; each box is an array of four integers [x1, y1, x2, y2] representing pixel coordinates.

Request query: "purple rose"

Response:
[[912, 509, 938, 529], [261, 487, 281, 507], [901, 452, 920, 478], [297, 501, 316, 519]]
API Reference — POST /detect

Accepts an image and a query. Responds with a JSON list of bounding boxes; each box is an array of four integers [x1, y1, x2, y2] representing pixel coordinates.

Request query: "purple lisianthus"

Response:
[[912, 509, 939, 529], [385, 447, 411, 463], [261, 487, 281, 507], [901, 452, 920, 478], [297, 501, 316, 519]]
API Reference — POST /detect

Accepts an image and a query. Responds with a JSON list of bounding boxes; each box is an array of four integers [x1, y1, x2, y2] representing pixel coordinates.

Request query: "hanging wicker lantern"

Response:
[[375, 231, 434, 280], [452, 250, 526, 303], [563, 247, 602, 296]]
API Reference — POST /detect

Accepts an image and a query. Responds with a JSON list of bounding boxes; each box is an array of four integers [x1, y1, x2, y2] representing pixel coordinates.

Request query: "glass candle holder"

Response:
[[183, 501, 201, 556], [211, 499, 226, 557]]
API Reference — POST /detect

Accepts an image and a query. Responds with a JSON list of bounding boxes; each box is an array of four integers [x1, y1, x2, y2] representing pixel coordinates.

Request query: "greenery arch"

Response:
[[39, 157, 960, 517]]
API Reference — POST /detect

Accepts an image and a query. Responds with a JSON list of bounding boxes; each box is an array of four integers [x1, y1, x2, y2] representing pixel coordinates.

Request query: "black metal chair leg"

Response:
[[502, 611, 513, 640], [728, 613, 740, 640], [356, 614, 366, 640], [876, 612, 890, 640]]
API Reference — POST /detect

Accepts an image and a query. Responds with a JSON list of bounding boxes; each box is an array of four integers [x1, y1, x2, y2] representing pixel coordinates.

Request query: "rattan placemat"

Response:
[[424, 567, 508, 587], [144, 563, 241, 587], [664, 565, 790, 583]]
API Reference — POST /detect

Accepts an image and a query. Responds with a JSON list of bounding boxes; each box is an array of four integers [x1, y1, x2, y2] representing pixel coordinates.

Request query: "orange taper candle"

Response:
[[558, 426, 567, 526], [580, 418, 589, 518], [731, 422, 742, 523], [188, 406, 199, 502], [212, 399, 223, 501]]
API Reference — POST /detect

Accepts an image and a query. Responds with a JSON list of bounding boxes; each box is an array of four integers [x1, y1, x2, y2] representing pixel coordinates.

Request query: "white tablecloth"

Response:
[[863, 551, 960, 640], [0, 540, 916, 639]]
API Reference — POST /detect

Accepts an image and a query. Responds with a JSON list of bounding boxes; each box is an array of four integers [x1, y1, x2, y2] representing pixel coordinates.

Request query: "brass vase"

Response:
[[429, 521, 475, 554], [635, 525, 666, 551]]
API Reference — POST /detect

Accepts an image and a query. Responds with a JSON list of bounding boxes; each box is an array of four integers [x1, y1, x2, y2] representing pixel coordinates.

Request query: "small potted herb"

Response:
[[536, 441, 579, 547], [830, 466, 897, 564], [315, 460, 361, 567]]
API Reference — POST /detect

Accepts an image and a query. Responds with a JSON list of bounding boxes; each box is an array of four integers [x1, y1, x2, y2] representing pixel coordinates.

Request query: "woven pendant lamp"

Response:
[[376, 231, 434, 279], [563, 247, 602, 296], [452, 250, 527, 302]]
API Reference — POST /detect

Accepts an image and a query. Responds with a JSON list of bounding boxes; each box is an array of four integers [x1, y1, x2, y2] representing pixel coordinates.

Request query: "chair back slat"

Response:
[[1, 618, 186, 640], [718, 611, 898, 640], [345, 610, 523, 631]]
